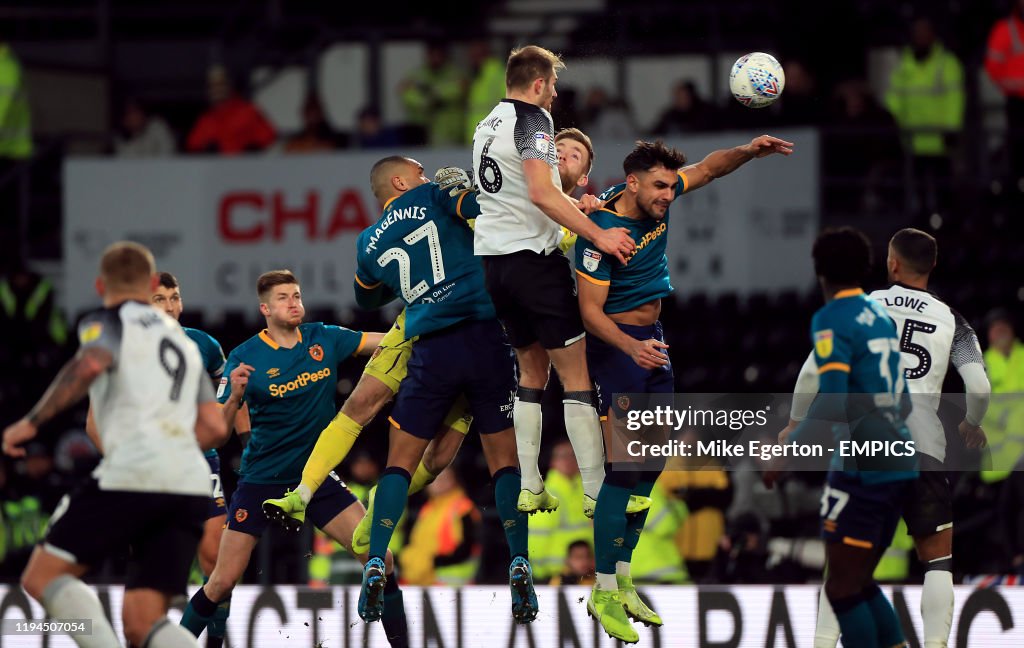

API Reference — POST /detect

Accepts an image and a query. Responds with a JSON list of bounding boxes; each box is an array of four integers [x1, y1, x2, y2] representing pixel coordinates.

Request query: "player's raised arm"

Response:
[[523, 159, 634, 264], [680, 134, 794, 192], [2, 316, 115, 457], [195, 369, 228, 450]]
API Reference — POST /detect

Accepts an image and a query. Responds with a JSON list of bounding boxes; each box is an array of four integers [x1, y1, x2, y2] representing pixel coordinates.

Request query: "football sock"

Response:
[[513, 387, 544, 493], [180, 586, 218, 636], [493, 467, 529, 559], [563, 391, 606, 500], [864, 584, 906, 647], [815, 584, 841, 648], [594, 479, 633, 576], [618, 478, 656, 563], [41, 575, 121, 648], [143, 618, 202, 647], [922, 558, 954, 648], [407, 462, 436, 496], [299, 412, 363, 503], [206, 594, 230, 645], [369, 468, 411, 560], [829, 591, 878, 648], [382, 573, 409, 648]]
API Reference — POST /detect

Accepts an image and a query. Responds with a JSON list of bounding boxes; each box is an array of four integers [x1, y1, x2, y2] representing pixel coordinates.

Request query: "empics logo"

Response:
[[268, 368, 332, 397]]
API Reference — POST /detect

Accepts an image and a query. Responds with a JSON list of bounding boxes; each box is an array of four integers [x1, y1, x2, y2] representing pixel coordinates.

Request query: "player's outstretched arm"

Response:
[[681, 134, 794, 192], [2, 346, 112, 457], [523, 159, 634, 264], [196, 401, 228, 450], [355, 332, 385, 356]]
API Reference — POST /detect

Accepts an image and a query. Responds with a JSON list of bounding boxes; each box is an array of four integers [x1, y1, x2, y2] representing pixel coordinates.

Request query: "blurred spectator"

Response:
[[580, 87, 635, 140], [631, 475, 689, 584], [550, 85, 581, 130], [0, 260, 69, 399], [651, 80, 715, 135], [549, 540, 596, 586], [660, 435, 732, 581], [823, 80, 902, 214], [465, 39, 506, 143], [114, 98, 175, 157], [712, 511, 768, 584], [186, 65, 276, 154], [282, 93, 346, 154], [775, 59, 824, 126], [985, 0, 1024, 190], [352, 106, 401, 149], [885, 17, 964, 217], [0, 37, 31, 254], [399, 42, 466, 146], [528, 440, 591, 582], [980, 309, 1024, 484], [399, 467, 480, 585], [0, 40, 31, 161]]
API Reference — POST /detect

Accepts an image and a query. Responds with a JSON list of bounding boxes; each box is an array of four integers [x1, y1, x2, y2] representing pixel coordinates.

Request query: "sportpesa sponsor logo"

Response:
[[268, 368, 332, 397], [633, 222, 667, 254]]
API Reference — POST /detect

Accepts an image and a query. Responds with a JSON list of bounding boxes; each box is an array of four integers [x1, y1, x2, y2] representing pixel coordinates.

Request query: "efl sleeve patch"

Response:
[[814, 329, 834, 358]]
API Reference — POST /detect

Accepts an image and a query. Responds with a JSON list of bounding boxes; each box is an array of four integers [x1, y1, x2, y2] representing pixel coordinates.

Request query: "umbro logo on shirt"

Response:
[[266, 368, 280, 378]]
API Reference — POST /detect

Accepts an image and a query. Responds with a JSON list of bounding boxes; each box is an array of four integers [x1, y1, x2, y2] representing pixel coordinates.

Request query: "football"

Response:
[[729, 52, 785, 108]]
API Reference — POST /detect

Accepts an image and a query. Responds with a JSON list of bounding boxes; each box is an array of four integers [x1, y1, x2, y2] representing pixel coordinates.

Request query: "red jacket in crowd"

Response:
[[986, 13, 1024, 99], [186, 95, 276, 154]]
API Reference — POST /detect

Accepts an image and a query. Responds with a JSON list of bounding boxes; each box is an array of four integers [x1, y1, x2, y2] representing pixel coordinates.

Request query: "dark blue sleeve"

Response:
[[217, 350, 239, 404]]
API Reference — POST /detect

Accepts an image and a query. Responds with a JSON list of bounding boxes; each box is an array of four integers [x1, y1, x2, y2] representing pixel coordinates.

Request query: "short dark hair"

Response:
[[555, 128, 595, 172], [812, 227, 873, 286], [257, 270, 299, 301], [369, 155, 414, 203], [622, 140, 687, 176], [99, 241, 155, 290], [506, 45, 564, 91], [567, 540, 592, 555], [889, 228, 937, 275], [157, 272, 179, 289]]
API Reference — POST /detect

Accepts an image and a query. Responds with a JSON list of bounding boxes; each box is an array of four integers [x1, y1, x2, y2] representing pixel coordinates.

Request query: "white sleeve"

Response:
[[790, 349, 820, 421], [950, 310, 990, 426], [958, 362, 991, 427]]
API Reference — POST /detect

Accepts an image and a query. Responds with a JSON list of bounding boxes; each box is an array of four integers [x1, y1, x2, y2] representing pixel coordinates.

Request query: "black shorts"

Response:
[[226, 472, 358, 537], [902, 453, 953, 538], [482, 250, 585, 350], [44, 479, 207, 595]]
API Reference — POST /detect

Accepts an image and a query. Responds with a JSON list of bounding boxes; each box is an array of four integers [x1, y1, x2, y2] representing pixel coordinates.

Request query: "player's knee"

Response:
[[824, 577, 862, 604], [204, 570, 236, 601], [344, 383, 392, 422], [198, 538, 219, 577]]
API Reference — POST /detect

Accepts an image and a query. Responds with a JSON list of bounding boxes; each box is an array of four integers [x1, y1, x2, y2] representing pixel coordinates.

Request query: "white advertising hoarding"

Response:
[[63, 130, 818, 319], [0, 584, 1021, 647]]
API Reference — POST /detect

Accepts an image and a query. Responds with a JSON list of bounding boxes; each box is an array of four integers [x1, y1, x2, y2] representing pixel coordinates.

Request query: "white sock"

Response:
[[295, 483, 313, 505], [922, 568, 954, 648], [616, 561, 631, 578], [596, 572, 618, 591], [41, 575, 121, 648], [814, 584, 840, 648], [513, 398, 544, 493], [563, 399, 606, 499], [144, 618, 201, 647]]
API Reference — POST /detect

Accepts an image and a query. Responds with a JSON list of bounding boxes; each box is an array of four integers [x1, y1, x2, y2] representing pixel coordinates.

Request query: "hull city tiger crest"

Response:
[[617, 395, 631, 411], [309, 344, 325, 362]]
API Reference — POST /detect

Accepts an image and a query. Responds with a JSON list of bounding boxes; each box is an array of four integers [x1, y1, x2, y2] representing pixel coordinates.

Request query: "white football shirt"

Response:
[[472, 98, 563, 255], [79, 300, 212, 495]]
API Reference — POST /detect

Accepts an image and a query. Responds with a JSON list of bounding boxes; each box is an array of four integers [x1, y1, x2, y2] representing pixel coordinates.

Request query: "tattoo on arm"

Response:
[[27, 347, 112, 426]]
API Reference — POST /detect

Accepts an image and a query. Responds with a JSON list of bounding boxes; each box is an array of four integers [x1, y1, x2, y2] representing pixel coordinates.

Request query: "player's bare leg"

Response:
[[479, 427, 538, 624], [915, 528, 954, 648], [20, 547, 121, 648], [511, 342, 557, 512], [180, 529, 257, 638], [824, 542, 907, 648], [196, 516, 225, 579], [123, 588, 198, 647]]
